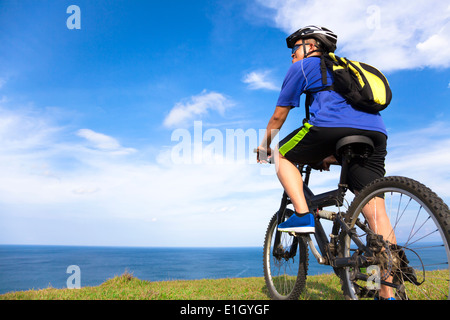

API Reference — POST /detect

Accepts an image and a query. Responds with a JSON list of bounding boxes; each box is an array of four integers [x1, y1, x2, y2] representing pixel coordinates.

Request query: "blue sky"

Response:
[[0, 0, 449, 247]]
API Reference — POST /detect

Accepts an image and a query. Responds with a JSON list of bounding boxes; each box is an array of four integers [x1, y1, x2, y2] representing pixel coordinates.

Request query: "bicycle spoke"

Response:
[[340, 177, 450, 300], [406, 229, 439, 248], [264, 210, 308, 300]]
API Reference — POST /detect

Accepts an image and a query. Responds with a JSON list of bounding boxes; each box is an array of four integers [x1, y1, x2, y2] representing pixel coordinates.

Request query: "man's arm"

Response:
[[257, 106, 291, 162]]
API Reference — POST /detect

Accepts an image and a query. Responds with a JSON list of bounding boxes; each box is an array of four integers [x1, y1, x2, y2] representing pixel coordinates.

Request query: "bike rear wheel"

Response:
[[340, 176, 450, 300], [263, 209, 309, 300]]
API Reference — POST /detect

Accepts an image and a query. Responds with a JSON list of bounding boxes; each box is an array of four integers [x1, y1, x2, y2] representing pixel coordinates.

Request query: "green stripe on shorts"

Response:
[[279, 123, 313, 156]]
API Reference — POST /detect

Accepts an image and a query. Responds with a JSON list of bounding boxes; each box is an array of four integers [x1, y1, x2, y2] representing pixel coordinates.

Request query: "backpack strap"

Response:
[[304, 92, 311, 122], [303, 55, 333, 123], [320, 55, 328, 86]]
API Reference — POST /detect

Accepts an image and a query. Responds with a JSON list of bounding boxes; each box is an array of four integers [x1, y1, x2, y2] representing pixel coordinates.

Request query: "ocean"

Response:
[[0, 245, 328, 294], [0, 244, 447, 294]]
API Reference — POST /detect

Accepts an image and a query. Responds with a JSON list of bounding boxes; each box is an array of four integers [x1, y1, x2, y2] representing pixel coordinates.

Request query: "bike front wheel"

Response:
[[340, 176, 450, 300], [263, 209, 309, 300]]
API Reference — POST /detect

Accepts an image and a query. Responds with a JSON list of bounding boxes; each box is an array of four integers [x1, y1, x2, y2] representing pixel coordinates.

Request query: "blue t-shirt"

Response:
[[276, 57, 387, 136]]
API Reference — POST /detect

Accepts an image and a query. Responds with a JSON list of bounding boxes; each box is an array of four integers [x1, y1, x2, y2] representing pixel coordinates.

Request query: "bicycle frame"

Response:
[[264, 137, 450, 300], [273, 164, 402, 291], [273, 164, 348, 266]]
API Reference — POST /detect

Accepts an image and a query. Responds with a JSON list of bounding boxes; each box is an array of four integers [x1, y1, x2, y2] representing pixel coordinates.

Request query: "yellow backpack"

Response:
[[315, 52, 392, 114]]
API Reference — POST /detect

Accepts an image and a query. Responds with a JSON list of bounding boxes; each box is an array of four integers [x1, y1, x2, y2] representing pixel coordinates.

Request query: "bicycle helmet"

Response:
[[286, 25, 338, 53]]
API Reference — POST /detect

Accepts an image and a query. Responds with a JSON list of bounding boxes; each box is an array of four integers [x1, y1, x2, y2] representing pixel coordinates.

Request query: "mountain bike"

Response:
[[260, 135, 450, 300]]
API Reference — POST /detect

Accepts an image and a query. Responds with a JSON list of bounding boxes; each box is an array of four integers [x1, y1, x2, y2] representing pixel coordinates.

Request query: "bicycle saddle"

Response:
[[336, 135, 374, 159]]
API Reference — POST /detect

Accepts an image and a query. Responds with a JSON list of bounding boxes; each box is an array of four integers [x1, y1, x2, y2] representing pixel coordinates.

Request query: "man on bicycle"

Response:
[[257, 25, 396, 299]]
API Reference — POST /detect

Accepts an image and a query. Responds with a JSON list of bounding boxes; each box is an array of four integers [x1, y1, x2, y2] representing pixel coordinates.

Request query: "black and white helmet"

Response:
[[286, 25, 338, 53]]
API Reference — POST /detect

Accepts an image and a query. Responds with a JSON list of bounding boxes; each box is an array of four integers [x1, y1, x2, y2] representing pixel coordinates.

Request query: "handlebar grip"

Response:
[[254, 148, 273, 164]]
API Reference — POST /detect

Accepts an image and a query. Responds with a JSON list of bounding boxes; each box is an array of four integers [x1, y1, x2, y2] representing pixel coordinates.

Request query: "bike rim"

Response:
[[264, 218, 302, 299], [344, 187, 450, 300]]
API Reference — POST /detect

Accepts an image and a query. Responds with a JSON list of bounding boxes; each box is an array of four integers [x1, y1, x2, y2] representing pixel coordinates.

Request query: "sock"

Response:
[[294, 212, 310, 218]]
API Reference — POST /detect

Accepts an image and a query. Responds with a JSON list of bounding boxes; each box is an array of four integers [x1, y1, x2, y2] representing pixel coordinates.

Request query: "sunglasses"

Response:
[[292, 42, 314, 55]]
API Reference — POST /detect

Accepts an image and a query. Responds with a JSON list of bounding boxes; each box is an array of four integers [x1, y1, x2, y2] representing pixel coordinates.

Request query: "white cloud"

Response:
[[163, 90, 234, 128], [77, 129, 121, 150], [254, 0, 450, 71], [77, 128, 136, 155], [0, 107, 62, 153], [1, 105, 449, 247], [386, 121, 450, 199], [416, 23, 450, 68], [0, 106, 280, 246], [242, 70, 279, 91]]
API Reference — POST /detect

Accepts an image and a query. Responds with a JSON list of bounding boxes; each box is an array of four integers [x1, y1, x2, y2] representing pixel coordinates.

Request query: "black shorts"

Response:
[[278, 123, 387, 192]]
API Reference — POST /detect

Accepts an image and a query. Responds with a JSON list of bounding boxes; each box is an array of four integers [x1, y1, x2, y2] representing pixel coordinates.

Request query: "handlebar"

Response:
[[253, 148, 274, 164]]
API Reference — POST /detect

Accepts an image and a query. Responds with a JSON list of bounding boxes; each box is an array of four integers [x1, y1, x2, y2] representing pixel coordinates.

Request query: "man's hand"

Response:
[[256, 106, 289, 164], [255, 146, 272, 164], [311, 155, 338, 171]]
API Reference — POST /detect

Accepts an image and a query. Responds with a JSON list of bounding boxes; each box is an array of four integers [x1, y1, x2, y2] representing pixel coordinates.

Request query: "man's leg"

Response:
[[362, 197, 397, 299], [274, 147, 309, 213], [274, 125, 336, 233], [273, 147, 316, 233], [363, 197, 396, 244]]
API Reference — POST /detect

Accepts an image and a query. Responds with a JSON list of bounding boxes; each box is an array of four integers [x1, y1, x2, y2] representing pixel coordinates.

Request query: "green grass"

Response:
[[0, 272, 343, 300], [0, 270, 446, 300]]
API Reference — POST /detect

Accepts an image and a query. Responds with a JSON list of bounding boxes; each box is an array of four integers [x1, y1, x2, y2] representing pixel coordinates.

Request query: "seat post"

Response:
[[338, 151, 351, 189], [335, 135, 374, 192]]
